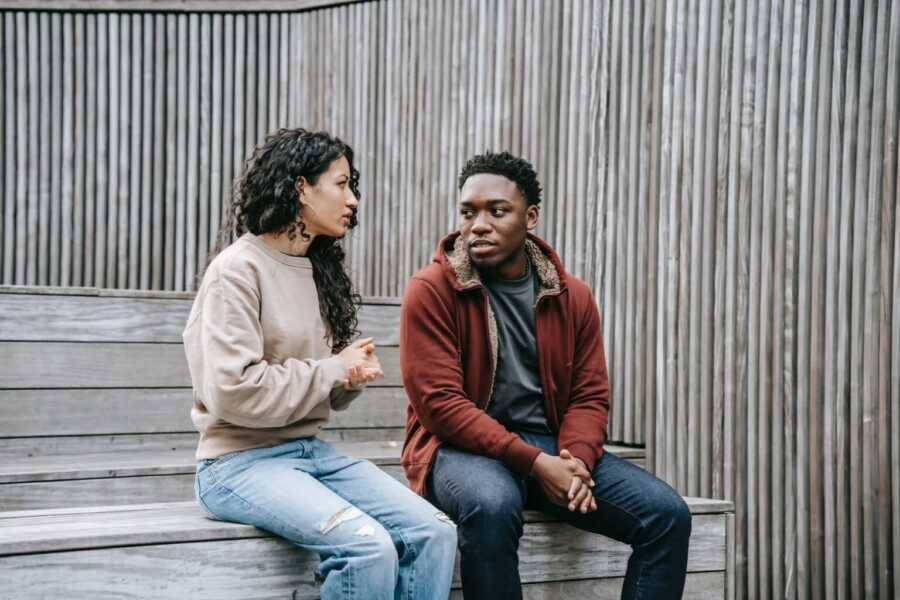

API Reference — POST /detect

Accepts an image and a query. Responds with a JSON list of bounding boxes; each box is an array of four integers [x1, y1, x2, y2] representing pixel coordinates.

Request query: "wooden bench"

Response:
[[0, 285, 734, 599]]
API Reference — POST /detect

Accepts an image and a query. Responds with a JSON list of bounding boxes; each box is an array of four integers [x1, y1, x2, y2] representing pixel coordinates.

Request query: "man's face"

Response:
[[458, 173, 539, 271]]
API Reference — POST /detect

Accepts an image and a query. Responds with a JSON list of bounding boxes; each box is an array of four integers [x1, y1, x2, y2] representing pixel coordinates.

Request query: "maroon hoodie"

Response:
[[400, 232, 611, 495]]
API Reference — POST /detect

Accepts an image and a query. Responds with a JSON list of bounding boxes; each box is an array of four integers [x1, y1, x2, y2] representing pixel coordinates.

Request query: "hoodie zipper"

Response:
[[534, 290, 564, 431], [481, 287, 497, 412]]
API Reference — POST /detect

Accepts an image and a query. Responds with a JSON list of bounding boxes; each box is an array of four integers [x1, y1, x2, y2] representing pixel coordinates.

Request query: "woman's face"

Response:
[[298, 155, 358, 238]]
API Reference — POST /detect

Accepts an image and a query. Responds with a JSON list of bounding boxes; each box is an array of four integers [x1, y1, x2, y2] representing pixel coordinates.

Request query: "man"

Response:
[[399, 151, 692, 600]]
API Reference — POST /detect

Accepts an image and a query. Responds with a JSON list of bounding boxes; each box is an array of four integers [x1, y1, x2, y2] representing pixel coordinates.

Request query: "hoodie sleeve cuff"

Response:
[[502, 436, 543, 475], [565, 441, 602, 474]]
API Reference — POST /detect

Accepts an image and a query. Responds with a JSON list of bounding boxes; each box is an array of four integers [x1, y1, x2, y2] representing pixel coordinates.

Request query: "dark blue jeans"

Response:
[[427, 431, 691, 600]]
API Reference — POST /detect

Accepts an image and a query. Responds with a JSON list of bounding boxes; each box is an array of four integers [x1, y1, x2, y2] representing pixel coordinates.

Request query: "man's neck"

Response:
[[484, 247, 529, 281]]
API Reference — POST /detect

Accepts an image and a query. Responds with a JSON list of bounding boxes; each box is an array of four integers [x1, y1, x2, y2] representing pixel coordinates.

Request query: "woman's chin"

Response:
[[328, 223, 350, 238]]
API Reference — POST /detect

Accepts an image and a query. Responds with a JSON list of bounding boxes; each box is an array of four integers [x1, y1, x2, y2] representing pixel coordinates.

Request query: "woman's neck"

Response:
[[257, 231, 315, 257]]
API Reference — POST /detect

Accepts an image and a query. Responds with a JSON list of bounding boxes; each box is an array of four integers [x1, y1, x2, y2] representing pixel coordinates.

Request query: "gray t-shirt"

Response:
[[484, 261, 552, 434]]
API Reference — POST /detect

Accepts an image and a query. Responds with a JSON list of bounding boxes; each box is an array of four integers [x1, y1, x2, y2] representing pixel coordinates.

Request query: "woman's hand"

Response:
[[337, 337, 384, 389]]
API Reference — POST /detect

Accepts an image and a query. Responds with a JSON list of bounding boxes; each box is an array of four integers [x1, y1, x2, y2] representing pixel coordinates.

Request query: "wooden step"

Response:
[[0, 497, 733, 599], [0, 441, 645, 511]]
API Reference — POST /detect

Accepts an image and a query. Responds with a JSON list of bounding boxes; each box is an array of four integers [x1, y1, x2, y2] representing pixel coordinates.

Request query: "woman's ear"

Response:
[[295, 176, 309, 198]]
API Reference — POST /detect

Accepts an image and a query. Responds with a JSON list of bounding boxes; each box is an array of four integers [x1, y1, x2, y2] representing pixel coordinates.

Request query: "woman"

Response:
[[184, 128, 456, 600]]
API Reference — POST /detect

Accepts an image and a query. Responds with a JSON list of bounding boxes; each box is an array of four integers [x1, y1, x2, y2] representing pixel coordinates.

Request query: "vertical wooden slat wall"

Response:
[[0, 1, 898, 598]]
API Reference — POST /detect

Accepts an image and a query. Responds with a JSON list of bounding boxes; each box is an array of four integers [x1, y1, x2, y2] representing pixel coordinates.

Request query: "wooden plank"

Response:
[[196, 13, 211, 281], [0, 464, 409, 512], [0, 284, 196, 299], [0, 452, 648, 511], [0, 342, 401, 388], [0, 548, 725, 600], [822, 5, 847, 599], [0, 526, 726, 599], [0, 293, 401, 344], [0, 431, 405, 460], [115, 12, 132, 289], [864, 3, 892, 598], [138, 13, 152, 290], [184, 13, 199, 290], [13, 13, 26, 281], [25, 12, 38, 286], [850, 1, 878, 596], [105, 12, 121, 288], [128, 13, 143, 290], [456, 573, 726, 600], [0, 440, 406, 483], [0, 501, 727, 568], [745, 1, 769, 595], [174, 13, 187, 290], [36, 12, 51, 285], [0, 386, 410, 436], [0, 457, 633, 512], [2, 14, 15, 284], [0, 473, 196, 512], [884, 3, 900, 598], [0, 439, 647, 485], [0, 0, 373, 10], [163, 13, 176, 289], [60, 12, 76, 287], [49, 12, 62, 286], [208, 13, 223, 267]]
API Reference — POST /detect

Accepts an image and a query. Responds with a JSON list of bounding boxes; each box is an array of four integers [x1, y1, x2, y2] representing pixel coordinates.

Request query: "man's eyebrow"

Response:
[[460, 197, 513, 206]]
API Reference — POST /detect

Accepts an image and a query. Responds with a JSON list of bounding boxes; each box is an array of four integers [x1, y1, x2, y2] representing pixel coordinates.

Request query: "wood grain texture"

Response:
[[0, 441, 645, 485], [1, 2, 898, 597], [0, 500, 728, 564], [0, 343, 400, 388], [0, 445, 648, 510], [0, 386, 412, 436], [0, 292, 401, 344], [0, 528, 727, 598]]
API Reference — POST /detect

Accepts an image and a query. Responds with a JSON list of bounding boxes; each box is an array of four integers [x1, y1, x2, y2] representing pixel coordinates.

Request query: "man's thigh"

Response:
[[529, 451, 685, 544], [426, 445, 526, 524]]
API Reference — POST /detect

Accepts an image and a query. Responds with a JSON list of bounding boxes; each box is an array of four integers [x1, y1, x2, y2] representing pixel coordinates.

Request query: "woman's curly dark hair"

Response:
[[210, 128, 361, 351]]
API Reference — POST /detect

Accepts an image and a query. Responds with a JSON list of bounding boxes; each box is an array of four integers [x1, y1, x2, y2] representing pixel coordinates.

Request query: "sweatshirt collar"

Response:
[[242, 233, 314, 269]]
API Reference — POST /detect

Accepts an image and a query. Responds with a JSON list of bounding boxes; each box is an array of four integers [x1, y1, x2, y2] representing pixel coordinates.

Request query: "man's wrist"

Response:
[[530, 452, 551, 476]]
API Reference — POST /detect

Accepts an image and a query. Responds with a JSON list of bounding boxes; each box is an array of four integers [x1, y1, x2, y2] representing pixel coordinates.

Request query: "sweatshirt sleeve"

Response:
[[329, 383, 364, 411], [192, 267, 349, 429], [400, 277, 542, 475]]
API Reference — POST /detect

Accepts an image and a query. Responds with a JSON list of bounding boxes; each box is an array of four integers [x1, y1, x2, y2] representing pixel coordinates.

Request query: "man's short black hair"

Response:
[[457, 151, 543, 206]]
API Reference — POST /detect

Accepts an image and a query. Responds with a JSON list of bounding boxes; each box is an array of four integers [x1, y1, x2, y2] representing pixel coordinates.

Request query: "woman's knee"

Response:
[[356, 524, 398, 565], [420, 511, 458, 558]]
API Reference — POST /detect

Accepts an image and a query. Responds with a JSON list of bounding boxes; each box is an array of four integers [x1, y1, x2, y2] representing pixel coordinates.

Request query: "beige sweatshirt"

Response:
[[183, 233, 362, 460]]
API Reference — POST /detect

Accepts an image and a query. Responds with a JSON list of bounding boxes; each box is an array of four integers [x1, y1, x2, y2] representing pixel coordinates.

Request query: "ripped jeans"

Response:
[[195, 437, 457, 600]]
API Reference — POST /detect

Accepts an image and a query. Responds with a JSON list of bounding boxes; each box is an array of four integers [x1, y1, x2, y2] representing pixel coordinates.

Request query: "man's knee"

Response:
[[644, 491, 692, 547], [455, 485, 523, 550]]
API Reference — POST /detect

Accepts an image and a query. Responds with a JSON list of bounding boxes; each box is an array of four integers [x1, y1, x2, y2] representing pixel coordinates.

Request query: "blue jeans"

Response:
[[427, 431, 691, 600], [196, 437, 457, 600]]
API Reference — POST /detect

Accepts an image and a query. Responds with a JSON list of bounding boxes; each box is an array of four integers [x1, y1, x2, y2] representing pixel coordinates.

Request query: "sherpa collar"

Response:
[[444, 233, 563, 301]]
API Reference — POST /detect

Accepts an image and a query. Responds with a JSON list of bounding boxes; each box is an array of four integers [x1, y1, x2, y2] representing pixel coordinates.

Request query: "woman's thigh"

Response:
[[196, 452, 391, 551], [311, 439, 455, 534]]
